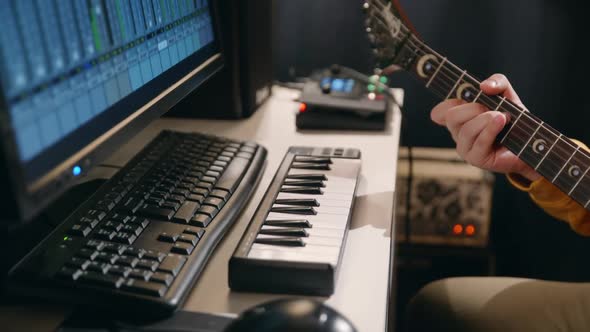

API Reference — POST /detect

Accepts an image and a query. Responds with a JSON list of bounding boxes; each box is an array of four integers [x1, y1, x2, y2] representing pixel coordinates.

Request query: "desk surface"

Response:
[[4, 86, 403, 332]]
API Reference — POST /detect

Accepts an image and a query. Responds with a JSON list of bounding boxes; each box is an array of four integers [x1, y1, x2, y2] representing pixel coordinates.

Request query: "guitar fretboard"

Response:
[[396, 33, 590, 210]]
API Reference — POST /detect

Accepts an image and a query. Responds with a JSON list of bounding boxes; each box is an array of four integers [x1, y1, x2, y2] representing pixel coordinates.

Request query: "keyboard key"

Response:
[[86, 210, 107, 221], [128, 269, 153, 281], [150, 272, 174, 286], [116, 256, 139, 268], [209, 189, 230, 201], [121, 224, 143, 236], [108, 266, 132, 277], [123, 247, 145, 258], [122, 279, 166, 297], [95, 229, 116, 241], [190, 214, 211, 227], [84, 240, 106, 251], [86, 262, 111, 274], [95, 252, 119, 264], [136, 259, 159, 272], [112, 232, 137, 245], [77, 249, 99, 260], [79, 217, 99, 229], [177, 234, 198, 246], [102, 243, 127, 255], [215, 157, 249, 193], [138, 205, 175, 221], [203, 197, 225, 209], [197, 205, 218, 218], [68, 224, 92, 237], [65, 258, 91, 270], [173, 201, 201, 224], [80, 272, 124, 288], [157, 255, 186, 276], [171, 243, 194, 255], [183, 228, 205, 238], [158, 232, 179, 243], [143, 250, 167, 262], [57, 267, 82, 281]]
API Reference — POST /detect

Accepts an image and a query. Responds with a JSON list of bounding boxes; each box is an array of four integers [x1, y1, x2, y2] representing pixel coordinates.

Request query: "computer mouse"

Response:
[[223, 298, 358, 332]]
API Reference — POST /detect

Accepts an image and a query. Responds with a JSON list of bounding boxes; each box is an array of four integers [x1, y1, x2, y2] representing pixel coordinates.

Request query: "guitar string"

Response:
[[367, 1, 590, 193]]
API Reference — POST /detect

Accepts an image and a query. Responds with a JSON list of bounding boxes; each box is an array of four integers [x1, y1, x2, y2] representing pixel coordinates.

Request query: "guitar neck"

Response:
[[397, 34, 590, 210]]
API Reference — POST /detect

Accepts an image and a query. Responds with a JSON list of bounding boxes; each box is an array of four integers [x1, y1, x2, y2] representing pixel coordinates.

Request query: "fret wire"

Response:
[[553, 146, 580, 183], [493, 96, 506, 112], [473, 90, 483, 103], [445, 70, 466, 99], [535, 134, 561, 170], [500, 110, 524, 144], [517, 121, 543, 157], [426, 57, 447, 88], [568, 163, 590, 196]]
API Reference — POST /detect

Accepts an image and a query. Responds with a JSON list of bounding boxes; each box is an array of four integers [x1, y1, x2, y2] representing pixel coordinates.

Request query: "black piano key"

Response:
[[269, 206, 317, 215], [259, 227, 309, 237], [254, 237, 306, 247], [294, 156, 333, 164], [265, 219, 313, 228], [291, 163, 331, 170], [283, 179, 325, 187], [280, 187, 324, 195], [274, 198, 319, 207], [285, 174, 327, 181]]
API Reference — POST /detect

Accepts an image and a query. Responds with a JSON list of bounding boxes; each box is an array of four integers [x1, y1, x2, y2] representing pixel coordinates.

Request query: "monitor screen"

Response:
[[0, 0, 222, 222]]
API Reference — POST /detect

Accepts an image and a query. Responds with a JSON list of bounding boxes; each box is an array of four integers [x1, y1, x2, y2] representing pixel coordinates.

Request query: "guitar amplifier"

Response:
[[395, 147, 494, 247]]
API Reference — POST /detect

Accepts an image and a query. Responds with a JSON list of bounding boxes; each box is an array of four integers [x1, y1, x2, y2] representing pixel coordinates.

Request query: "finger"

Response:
[[431, 99, 464, 126], [480, 73, 524, 107], [456, 111, 502, 158], [445, 103, 489, 141], [467, 112, 508, 165]]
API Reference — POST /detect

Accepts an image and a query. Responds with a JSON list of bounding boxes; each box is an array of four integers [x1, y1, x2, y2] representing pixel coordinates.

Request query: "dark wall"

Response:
[[274, 0, 590, 281]]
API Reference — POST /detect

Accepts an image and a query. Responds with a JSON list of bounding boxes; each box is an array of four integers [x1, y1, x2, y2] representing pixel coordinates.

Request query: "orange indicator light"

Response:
[[299, 103, 307, 112], [465, 225, 476, 236], [452, 224, 463, 235]]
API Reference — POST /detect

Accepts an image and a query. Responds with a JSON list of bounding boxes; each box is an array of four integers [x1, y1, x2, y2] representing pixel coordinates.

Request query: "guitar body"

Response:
[[363, 0, 590, 211]]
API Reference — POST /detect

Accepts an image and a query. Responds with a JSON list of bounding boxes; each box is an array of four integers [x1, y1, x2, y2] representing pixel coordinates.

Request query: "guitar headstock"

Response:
[[363, 0, 416, 72]]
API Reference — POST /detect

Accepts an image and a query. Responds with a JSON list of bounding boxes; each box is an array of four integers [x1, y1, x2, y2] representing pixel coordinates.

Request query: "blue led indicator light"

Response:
[[72, 166, 82, 176]]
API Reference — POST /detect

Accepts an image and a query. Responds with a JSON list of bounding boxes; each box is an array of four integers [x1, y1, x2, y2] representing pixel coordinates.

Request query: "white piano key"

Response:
[[248, 248, 339, 266], [250, 243, 342, 256]]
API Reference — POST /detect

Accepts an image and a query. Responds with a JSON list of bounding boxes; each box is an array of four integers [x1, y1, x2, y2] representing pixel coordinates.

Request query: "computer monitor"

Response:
[[0, 0, 222, 225]]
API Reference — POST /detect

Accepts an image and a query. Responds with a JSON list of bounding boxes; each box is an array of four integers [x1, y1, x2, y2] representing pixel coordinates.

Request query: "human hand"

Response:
[[430, 73, 541, 182]]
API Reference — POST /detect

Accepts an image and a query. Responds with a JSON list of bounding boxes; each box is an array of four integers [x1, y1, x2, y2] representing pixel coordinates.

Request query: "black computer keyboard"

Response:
[[7, 130, 266, 316]]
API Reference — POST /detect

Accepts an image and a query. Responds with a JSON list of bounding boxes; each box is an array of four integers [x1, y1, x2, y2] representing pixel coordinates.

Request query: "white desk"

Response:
[[3, 86, 403, 332], [106, 86, 403, 331]]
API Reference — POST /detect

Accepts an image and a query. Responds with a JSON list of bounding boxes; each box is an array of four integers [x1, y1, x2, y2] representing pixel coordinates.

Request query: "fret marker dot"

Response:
[[532, 139, 547, 154], [569, 166, 581, 178]]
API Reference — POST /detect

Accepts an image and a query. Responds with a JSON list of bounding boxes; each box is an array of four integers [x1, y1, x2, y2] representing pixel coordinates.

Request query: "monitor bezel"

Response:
[[0, 3, 224, 224]]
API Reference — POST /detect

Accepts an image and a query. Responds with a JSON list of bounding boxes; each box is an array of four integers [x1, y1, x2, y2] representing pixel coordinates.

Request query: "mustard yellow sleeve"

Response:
[[507, 139, 590, 236]]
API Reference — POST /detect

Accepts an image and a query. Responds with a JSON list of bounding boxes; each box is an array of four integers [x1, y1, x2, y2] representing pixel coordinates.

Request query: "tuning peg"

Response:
[[362, 2, 370, 11]]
